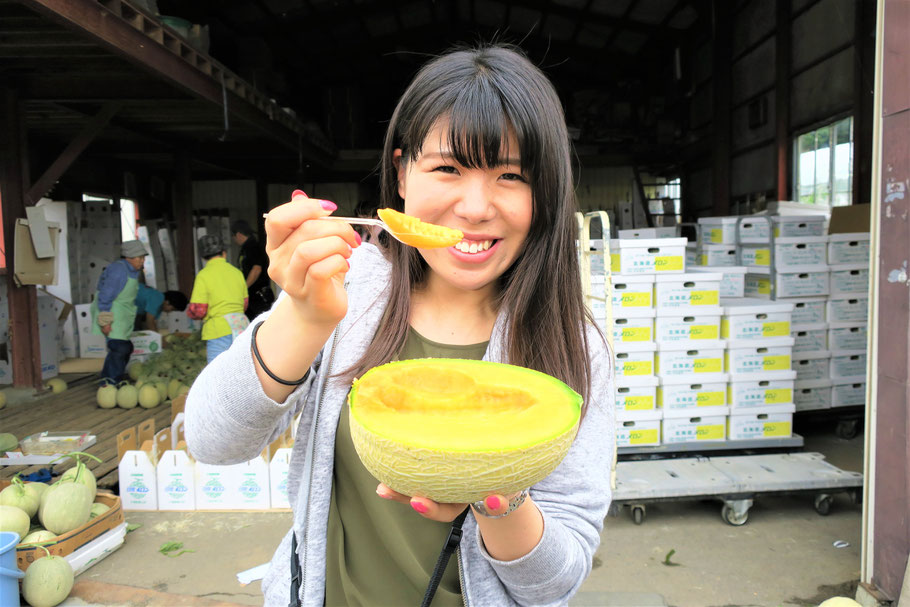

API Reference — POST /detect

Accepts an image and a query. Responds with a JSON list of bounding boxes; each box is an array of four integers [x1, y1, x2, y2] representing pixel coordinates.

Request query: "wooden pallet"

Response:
[[1, 380, 172, 489]]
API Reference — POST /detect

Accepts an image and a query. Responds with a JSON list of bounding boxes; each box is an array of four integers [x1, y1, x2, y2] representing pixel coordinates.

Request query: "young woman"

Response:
[[185, 44, 615, 607]]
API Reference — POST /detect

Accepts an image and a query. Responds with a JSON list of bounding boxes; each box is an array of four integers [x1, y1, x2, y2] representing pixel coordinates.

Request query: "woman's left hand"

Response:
[[375, 483, 513, 521]]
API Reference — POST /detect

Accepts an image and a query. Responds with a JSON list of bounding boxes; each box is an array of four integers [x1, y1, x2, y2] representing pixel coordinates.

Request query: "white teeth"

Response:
[[454, 239, 493, 253], [469, 242, 478, 253]]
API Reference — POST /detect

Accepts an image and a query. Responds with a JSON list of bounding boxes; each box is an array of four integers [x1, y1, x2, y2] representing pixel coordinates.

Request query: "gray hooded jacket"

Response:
[[184, 243, 615, 606]]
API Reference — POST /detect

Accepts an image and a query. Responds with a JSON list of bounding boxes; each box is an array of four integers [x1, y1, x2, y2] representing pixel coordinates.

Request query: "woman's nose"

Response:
[[453, 177, 496, 224]]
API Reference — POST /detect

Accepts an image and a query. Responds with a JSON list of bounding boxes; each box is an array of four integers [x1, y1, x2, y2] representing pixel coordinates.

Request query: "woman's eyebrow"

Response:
[[420, 151, 522, 166]]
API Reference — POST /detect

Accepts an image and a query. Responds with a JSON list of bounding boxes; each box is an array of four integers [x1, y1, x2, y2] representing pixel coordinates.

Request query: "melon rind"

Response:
[[349, 359, 582, 504]]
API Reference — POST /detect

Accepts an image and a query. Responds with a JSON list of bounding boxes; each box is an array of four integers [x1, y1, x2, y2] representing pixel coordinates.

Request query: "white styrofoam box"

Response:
[[611, 308, 655, 344], [794, 379, 833, 411], [195, 457, 271, 510], [790, 297, 828, 324], [727, 404, 795, 440], [720, 298, 793, 340], [831, 380, 865, 408], [618, 227, 678, 239], [615, 409, 662, 447], [657, 374, 728, 409], [157, 450, 196, 510], [610, 274, 655, 310], [655, 341, 726, 376], [697, 244, 739, 267], [792, 350, 831, 381], [725, 337, 795, 376], [129, 330, 163, 362], [75, 303, 108, 358], [830, 350, 867, 380], [654, 273, 722, 309], [118, 450, 158, 510], [828, 233, 871, 265], [744, 265, 829, 299], [697, 216, 740, 244], [269, 447, 292, 509], [609, 238, 687, 275], [828, 323, 868, 351], [728, 371, 797, 408], [737, 215, 827, 242], [691, 266, 747, 298], [37, 294, 59, 379], [685, 243, 698, 267], [614, 342, 657, 379], [740, 236, 828, 268], [827, 295, 869, 323], [615, 375, 659, 411], [829, 264, 870, 295], [791, 323, 828, 352], [654, 310, 722, 342], [662, 406, 729, 443]]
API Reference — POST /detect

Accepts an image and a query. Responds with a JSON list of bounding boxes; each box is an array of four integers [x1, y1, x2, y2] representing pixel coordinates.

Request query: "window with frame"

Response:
[[794, 116, 853, 207]]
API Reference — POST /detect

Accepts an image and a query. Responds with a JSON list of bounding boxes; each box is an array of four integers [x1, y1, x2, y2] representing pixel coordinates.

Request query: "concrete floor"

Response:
[[47, 417, 865, 607]]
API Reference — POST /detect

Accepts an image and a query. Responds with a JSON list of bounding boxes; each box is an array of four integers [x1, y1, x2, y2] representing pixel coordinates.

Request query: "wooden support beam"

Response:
[[0, 88, 43, 389], [852, 0, 876, 205], [775, 0, 792, 201], [25, 101, 121, 204], [712, 2, 732, 215], [174, 152, 195, 296]]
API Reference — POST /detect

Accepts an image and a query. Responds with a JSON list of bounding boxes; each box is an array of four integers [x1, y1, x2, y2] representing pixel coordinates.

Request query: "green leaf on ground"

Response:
[[662, 549, 680, 566], [159, 541, 196, 558], [126, 523, 142, 533]]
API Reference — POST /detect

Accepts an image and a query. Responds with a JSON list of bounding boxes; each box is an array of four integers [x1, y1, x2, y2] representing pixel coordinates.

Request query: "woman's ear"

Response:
[[393, 149, 407, 201]]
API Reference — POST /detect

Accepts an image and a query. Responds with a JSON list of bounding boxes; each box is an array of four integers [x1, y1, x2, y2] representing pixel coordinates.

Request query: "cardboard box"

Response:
[[721, 298, 793, 341], [654, 273, 722, 310], [831, 380, 866, 407], [795, 379, 833, 411], [691, 266, 747, 298], [609, 238, 687, 275], [791, 323, 828, 353], [792, 350, 831, 382], [657, 374, 728, 409], [13, 217, 60, 286], [614, 342, 656, 379], [829, 264, 870, 296], [727, 404, 795, 440], [6, 484, 124, 571], [615, 375, 658, 411], [611, 309, 655, 344], [608, 274, 655, 309], [75, 303, 108, 358], [697, 216, 741, 245], [740, 237, 828, 268], [745, 265, 830, 299], [194, 456, 271, 510], [617, 227, 677, 239], [737, 215, 826, 242], [828, 233, 871, 265], [117, 419, 159, 510], [830, 350, 867, 380], [696, 243, 738, 267], [616, 409, 662, 447], [157, 449, 196, 510], [129, 330, 163, 361], [790, 297, 828, 324], [728, 372, 796, 408], [725, 338, 794, 376], [662, 407, 729, 443], [827, 295, 869, 323], [828, 204, 871, 234], [655, 341, 726, 376], [654, 311, 722, 342], [828, 323, 868, 351]]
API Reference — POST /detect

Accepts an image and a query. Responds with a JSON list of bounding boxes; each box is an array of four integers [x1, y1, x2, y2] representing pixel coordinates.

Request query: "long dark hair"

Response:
[[344, 44, 599, 404]]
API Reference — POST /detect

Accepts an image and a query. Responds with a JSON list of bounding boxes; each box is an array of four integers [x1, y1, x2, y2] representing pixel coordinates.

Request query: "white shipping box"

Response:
[[655, 341, 726, 376], [615, 409, 662, 447], [720, 298, 793, 340], [157, 450, 196, 510], [827, 296, 869, 323], [654, 273, 721, 309], [727, 404, 795, 440], [618, 227, 677, 239], [129, 330, 163, 361], [794, 379, 833, 411], [118, 451, 158, 510], [739, 237, 828, 268], [662, 407, 729, 443], [612, 309, 655, 344], [654, 311, 722, 342], [792, 351, 831, 381], [691, 266, 747, 298], [233, 456, 272, 509], [828, 233, 870, 265], [831, 381, 865, 408], [790, 297, 828, 324], [608, 274, 655, 309], [195, 457, 271, 510], [37, 294, 59, 379], [791, 323, 828, 352], [697, 216, 740, 244], [830, 350, 867, 380], [657, 374, 728, 409], [269, 448, 292, 509], [728, 371, 797, 408], [697, 244, 738, 267], [75, 303, 107, 358], [829, 264, 870, 295], [828, 324, 868, 351], [609, 238, 686, 275], [725, 338, 794, 375], [614, 342, 656, 379], [737, 215, 826, 241], [745, 265, 829, 299]]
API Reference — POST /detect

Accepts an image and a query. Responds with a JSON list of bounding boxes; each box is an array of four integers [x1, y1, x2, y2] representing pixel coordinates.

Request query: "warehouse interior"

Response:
[[0, 0, 908, 605]]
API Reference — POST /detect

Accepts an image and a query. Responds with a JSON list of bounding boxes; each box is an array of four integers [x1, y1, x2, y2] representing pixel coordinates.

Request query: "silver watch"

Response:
[[471, 490, 529, 519]]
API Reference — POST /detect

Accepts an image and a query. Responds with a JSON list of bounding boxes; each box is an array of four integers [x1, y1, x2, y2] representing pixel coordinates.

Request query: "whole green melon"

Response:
[[0, 504, 30, 540], [348, 359, 582, 503], [116, 384, 139, 408], [22, 551, 75, 607], [59, 464, 97, 499], [0, 432, 18, 452], [45, 378, 67, 394], [138, 384, 160, 409], [96, 384, 117, 409], [0, 482, 39, 518], [127, 361, 144, 380], [39, 482, 92, 535], [20, 529, 57, 545]]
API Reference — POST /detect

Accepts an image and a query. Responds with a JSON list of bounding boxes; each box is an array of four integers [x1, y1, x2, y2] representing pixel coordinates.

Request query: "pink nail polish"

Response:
[[411, 500, 428, 514], [292, 189, 306, 198], [354, 231, 362, 246], [376, 489, 393, 499], [485, 496, 501, 510], [346, 259, 351, 270], [320, 200, 337, 211]]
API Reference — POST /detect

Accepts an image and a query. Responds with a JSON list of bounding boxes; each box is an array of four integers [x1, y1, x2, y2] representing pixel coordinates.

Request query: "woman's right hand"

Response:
[[264, 190, 361, 327]]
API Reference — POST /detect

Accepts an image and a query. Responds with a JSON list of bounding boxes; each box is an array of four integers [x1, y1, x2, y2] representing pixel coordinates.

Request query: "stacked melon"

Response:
[[97, 332, 205, 409], [348, 359, 582, 503], [0, 452, 108, 606]]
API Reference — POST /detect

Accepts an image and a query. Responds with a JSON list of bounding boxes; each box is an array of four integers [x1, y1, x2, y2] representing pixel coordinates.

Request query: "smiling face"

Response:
[[394, 120, 533, 295]]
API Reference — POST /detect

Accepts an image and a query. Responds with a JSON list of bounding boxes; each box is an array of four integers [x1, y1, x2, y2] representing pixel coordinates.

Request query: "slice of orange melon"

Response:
[[376, 208, 463, 248], [348, 358, 582, 503]]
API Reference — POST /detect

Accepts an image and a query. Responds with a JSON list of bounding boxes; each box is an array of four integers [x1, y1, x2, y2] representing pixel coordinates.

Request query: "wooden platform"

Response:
[[1, 378, 172, 490]]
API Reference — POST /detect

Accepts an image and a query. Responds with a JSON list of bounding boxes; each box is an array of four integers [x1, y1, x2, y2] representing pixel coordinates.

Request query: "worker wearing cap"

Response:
[[186, 234, 250, 363], [92, 239, 148, 384]]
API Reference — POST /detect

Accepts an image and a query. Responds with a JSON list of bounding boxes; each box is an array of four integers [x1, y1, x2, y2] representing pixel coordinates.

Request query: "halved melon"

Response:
[[349, 358, 582, 503], [377, 208, 464, 248]]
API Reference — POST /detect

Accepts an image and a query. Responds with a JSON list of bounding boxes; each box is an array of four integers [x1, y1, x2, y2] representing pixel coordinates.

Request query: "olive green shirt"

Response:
[[324, 327, 489, 607]]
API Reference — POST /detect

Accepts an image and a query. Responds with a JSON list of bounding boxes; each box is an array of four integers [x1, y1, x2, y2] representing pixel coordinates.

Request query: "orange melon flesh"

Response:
[[377, 208, 464, 248], [349, 358, 582, 503]]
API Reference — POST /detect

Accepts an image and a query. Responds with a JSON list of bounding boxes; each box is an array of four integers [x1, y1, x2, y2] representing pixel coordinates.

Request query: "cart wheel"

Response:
[[835, 419, 858, 440], [721, 504, 748, 526], [814, 494, 833, 516], [631, 506, 645, 525]]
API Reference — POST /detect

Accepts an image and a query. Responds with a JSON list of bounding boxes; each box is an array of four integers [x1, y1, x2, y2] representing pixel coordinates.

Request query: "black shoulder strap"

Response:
[[420, 509, 470, 607]]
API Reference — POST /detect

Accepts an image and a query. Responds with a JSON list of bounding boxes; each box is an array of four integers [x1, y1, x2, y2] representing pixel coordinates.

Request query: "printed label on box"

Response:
[[629, 428, 659, 444], [696, 423, 725, 440], [693, 358, 722, 373], [762, 355, 790, 371], [614, 292, 652, 308], [765, 388, 793, 404], [655, 256, 683, 271]]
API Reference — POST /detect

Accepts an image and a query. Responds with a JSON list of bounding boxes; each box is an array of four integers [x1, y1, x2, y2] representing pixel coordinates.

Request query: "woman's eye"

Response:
[[501, 172, 527, 182], [433, 165, 459, 174]]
